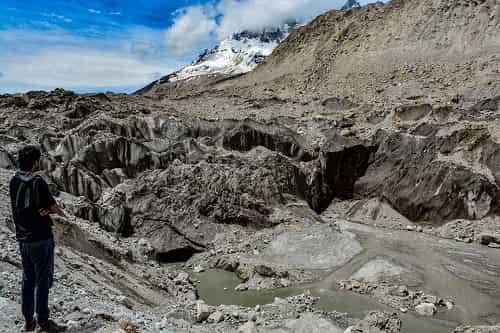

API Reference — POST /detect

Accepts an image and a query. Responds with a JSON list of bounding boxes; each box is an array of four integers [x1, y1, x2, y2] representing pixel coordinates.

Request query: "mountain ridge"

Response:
[[214, 0, 500, 106]]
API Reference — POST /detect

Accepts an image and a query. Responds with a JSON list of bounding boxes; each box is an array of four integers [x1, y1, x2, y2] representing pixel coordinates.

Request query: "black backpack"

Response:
[[14, 176, 42, 218]]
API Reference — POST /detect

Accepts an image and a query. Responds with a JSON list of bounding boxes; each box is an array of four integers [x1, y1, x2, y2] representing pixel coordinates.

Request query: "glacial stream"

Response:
[[187, 219, 500, 333], [193, 269, 456, 333]]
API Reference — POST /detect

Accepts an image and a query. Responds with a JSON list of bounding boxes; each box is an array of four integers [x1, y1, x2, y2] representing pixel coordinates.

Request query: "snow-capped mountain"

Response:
[[341, 0, 362, 10], [170, 26, 294, 82], [136, 23, 296, 94], [136, 2, 363, 94]]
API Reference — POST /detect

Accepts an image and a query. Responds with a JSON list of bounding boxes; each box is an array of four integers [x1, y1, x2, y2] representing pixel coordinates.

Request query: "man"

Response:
[[9, 146, 65, 333]]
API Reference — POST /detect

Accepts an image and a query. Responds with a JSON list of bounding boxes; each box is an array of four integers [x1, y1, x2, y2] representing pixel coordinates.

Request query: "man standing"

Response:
[[9, 146, 65, 332]]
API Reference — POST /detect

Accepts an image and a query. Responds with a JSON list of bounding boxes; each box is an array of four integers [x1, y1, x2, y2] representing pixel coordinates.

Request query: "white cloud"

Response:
[[0, 49, 171, 90], [215, 0, 341, 37], [0, 29, 182, 93], [165, 5, 218, 56], [46, 13, 73, 23], [164, 0, 383, 55], [88, 9, 102, 14]]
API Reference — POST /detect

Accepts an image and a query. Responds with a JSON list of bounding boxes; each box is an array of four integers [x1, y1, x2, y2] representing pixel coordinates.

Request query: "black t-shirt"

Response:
[[9, 173, 56, 242]]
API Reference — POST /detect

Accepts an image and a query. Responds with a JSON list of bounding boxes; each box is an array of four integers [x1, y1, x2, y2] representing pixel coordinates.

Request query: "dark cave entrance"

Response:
[[155, 247, 202, 263]]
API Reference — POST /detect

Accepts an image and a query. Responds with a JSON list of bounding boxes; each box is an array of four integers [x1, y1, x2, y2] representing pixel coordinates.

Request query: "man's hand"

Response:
[[39, 203, 61, 217]]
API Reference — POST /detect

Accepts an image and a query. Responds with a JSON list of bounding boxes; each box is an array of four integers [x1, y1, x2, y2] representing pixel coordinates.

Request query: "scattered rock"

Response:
[[238, 321, 257, 333], [174, 272, 190, 285], [207, 311, 224, 324], [194, 265, 205, 273], [349, 311, 402, 333], [415, 303, 436, 317], [453, 324, 500, 333], [272, 313, 344, 333], [478, 233, 500, 246], [196, 300, 211, 323]]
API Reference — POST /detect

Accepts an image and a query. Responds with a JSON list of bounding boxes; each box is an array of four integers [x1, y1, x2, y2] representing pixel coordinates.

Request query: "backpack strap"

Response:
[[31, 176, 42, 209], [15, 180, 29, 210]]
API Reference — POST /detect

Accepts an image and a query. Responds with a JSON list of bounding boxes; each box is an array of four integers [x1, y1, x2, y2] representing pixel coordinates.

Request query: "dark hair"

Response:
[[18, 145, 41, 171]]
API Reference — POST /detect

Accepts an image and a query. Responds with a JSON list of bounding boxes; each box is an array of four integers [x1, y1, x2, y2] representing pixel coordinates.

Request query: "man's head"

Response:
[[18, 145, 41, 172]]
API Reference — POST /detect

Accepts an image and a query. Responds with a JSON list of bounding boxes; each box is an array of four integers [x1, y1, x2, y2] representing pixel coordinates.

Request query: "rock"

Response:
[[271, 313, 344, 333], [341, 198, 411, 228], [355, 130, 498, 223], [254, 264, 275, 277], [263, 224, 363, 270], [280, 278, 291, 287], [247, 311, 258, 322], [273, 297, 287, 305], [453, 324, 500, 333], [235, 284, 248, 291], [207, 311, 224, 323], [174, 272, 190, 285], [238, 321, 257, 333], [351, 258, 419, 286], [415, 303, 436, 316], [423, 295, 438, 305], [394, 286, 409, 297], [195, 301, 211, 322], [193, 265, 205, 273], [305, 137, 373, 213], [349, 311, 402, 333], [98, 190, 129, 233], [0, 297, 21, 333], [117, 295, 134, 309], [478, 233, 500, 246]]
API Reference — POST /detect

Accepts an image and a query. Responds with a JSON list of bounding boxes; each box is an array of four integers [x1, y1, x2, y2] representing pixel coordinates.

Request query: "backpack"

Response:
[[14, 176, 42, 218]]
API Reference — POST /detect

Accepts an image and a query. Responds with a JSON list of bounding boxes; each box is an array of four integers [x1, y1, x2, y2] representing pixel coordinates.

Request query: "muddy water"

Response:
[[193, 270, 456, 333], [330, 221, 500, 325], [192, 220, 500, 333]]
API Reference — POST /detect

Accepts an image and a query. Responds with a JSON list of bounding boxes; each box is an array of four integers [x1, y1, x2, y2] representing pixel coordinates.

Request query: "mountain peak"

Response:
[[341, 0, 362, 10], [136, 23, 297, 94]]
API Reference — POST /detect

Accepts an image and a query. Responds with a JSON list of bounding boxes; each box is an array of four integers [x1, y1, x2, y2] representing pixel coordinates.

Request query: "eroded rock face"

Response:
[[355, 130, 499, 222], [123, 151, 306, 257], [306, 137, 373, 213], [221, 120, 314, 161], [2, 89, 500, 263]]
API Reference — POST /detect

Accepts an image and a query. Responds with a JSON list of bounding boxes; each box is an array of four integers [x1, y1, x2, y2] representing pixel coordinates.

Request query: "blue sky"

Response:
[[0, 0, 379, 93]]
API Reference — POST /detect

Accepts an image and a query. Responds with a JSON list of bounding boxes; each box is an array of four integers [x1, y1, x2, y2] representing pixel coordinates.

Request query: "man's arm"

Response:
[[37, 177, 61, 216], [39, 203, 60, 216]]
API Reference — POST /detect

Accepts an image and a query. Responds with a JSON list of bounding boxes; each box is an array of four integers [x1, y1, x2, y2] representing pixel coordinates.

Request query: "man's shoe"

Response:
[[37, 320, 66, 333], [22, 321, 36, 332]]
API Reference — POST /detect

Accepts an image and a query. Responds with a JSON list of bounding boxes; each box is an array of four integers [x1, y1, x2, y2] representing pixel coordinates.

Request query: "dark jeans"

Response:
[[19, 238, 54, 324]]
